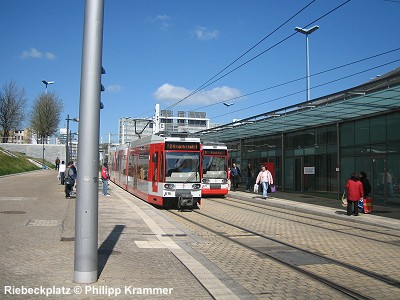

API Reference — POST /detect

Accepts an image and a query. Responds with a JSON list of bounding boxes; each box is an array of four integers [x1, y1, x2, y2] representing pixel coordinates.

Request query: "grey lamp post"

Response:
[[294, 25, 319, 101], [41, 80, 55, 94], [66, 115, 79, 163], [40, 80, 55, 169]]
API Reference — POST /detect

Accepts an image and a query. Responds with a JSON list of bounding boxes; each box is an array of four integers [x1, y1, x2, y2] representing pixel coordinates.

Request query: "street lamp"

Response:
[[41, 80, 55, 94], [294, 25, 319, 101], [66, 114, 79, 163], [223, 102, 234, 124]]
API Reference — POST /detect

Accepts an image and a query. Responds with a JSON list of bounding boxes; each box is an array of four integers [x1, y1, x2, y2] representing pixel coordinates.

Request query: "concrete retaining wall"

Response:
[[0, 143, 66, 165]]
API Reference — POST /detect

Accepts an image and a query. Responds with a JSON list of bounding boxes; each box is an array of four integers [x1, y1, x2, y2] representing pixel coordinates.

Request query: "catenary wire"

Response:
[[209, 59, 400, 120], [165, 0, 351, 110], [193, 47, 400, 111], [164, 0, 318, 110]]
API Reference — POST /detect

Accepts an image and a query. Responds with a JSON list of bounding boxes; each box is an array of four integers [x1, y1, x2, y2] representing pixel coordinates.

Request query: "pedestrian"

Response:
[[245, 162, 253, 192], [55, 157, 60, 170], [256, 165, 273, 199], [359, 171, 371, 197], [58, 160, 66, 185], [227, 167, 231, 191], [64, 161, 76, 198], [230, 163, 241, 191], [101, 162, 110, 196], [345, 172, 364, 216]]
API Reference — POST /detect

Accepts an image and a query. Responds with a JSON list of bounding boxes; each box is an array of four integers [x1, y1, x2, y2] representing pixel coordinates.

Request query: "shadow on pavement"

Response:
[[98, 224, 125, 278]]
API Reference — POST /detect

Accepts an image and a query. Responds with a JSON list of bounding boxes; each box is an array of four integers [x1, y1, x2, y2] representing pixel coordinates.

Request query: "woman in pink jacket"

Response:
[[345, 172, 364, 216], [256, 165, 273, 199]]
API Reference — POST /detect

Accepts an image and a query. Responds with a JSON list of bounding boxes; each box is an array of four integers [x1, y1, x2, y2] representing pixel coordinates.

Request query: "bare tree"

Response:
[[0, 81, 27, 142], [30, 92, 63, 144]]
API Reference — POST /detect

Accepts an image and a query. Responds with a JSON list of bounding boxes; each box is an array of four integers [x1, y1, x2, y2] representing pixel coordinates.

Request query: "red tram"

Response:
[[201, 142, 229, 196], [109, 135, 202, 209]]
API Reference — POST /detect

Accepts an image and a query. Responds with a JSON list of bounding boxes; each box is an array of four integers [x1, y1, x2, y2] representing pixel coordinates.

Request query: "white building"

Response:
[[118, 104, 211, 145]]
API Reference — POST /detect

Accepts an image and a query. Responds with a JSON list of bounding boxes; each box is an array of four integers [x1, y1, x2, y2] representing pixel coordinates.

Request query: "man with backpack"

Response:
[[64, 161, 76, 198], [101, 162, 110, 196]]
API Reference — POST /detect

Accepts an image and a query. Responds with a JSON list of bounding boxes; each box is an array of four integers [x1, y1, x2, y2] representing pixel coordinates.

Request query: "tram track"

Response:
[[166, 207, 400, 300], [211, 196, 400, 244]]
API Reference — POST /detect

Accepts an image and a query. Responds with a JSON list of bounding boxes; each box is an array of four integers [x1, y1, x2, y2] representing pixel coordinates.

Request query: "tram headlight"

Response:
[[192, 183, 201, 190], [202, 178, 209, 183], [164, 183, 175, 190]]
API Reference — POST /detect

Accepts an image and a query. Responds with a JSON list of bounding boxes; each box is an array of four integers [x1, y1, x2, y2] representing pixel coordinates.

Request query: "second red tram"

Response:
[[109, 135, 202, 209], [201, 142, 229, 196]]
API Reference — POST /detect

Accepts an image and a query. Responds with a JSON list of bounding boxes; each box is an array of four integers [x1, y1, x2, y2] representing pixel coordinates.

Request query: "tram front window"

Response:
[[203, 156, 227, 179], [166, 152, 200, 182]]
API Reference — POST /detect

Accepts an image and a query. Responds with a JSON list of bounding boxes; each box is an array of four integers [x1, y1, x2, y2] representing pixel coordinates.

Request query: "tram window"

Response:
[[203, 156, 227, 179], [165, 152, 200, 182]]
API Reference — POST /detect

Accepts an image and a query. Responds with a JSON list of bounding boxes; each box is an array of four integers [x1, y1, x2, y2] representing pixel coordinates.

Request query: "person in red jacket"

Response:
[[101, 162, 110, 196], [345, 172, 364, 216]]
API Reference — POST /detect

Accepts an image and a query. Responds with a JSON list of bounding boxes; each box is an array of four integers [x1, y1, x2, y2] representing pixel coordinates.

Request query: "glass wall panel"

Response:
[[340, 122, 355, 147], [341, 146, 354, 157], [387, 112, 400, 141], [387, 154, 400, 204], [370, 116, 386, 144], [294, 148, 304, 156], [315, 144, 327, 154], [284, 157, 294, 191], [354, 119, 369, 145], [304, 147, 316, 155], [387, 141, 400, 155], [340, 157, 355, 192], [304, 155, 315, 192]]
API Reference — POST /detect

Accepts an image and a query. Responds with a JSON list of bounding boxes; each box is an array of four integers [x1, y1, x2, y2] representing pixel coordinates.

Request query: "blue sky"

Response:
[[1, 0, 399, 142]]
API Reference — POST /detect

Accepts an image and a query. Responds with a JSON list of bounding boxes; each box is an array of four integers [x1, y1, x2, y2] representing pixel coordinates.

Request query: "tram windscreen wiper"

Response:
[[184, 171, 198, 183]]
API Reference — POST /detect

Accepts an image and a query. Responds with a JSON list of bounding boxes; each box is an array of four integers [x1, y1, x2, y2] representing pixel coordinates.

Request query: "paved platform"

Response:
[[228, 188, 400, 230], [1, 170, 400, 299]]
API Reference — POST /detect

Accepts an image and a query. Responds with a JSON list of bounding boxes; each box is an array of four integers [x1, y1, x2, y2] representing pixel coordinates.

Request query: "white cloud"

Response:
[[154, 83, 241, 106], [193, 26, 219, 40], [21, 48, 56, 60], [148, 14, 172, 29], [107, 84, 122, 92]]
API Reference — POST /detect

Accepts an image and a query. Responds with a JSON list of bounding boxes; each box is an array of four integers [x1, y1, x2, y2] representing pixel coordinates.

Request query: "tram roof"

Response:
[[195, 67, 400, 142]]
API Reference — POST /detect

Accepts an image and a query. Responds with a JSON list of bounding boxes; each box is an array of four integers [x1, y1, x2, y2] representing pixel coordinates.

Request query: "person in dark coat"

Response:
[[64, 161, 76, 198], [230, 163, 241, 191], [359, 171, 371, 197]]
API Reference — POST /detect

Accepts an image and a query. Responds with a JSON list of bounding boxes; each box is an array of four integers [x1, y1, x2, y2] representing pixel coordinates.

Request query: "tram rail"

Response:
[[209, 196, 400, 245], [165, 204, 400, 300]]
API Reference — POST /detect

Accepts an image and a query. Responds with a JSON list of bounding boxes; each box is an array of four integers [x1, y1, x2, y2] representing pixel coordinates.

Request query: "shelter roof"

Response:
[[196, 68, 400, 142]]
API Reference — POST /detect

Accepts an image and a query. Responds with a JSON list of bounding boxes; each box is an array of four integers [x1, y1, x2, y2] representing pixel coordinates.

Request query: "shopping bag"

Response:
[[363, 197, 373, 214], [270, 184, 276, 193], [253, 184, 259, 193], [358, 199, 364, 213], [341, 191, 347, 207]]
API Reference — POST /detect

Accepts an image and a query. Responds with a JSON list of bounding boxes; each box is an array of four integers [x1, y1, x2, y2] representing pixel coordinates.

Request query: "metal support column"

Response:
[[74, 0, 104, 284]]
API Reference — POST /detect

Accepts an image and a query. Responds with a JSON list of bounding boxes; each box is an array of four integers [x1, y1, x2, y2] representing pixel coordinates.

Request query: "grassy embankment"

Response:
[[0, 149, 43, 176]]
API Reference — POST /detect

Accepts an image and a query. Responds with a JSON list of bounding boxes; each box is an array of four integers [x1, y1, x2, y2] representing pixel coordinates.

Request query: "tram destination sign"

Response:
[[203, 149, 227, 156], [165, 142, 200, 151]]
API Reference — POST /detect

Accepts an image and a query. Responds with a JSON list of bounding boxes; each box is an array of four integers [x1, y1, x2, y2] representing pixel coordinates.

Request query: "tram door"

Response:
[[371, 157, 386, 204]]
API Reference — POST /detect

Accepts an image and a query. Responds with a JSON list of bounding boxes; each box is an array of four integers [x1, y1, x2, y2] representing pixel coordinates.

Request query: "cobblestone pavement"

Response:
[[164, 197, 400, 299]]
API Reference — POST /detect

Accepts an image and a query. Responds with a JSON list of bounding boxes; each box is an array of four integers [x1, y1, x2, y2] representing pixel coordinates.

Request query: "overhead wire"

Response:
[[209, 59, 400, 120], [164, 0, 351, 110], [133, 0, 319, 119], [164, 0, 318, 110], [192, 47, 400, 111]]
